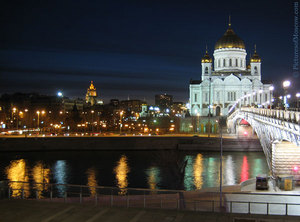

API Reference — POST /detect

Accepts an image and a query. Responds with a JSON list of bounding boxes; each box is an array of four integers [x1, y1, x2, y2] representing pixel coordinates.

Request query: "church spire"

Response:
[[254, 44, 257, 53], [228, 15, 231, 27]]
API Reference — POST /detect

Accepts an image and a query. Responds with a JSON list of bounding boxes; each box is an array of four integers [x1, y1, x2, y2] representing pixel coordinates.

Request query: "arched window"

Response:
[[218, 59, 220, 67], [223, 59, 226, 67], [236, 59, 238, 67], [254, 66, 258, 74], [229, 59, 232, 66], [205, 67, 208, 74]]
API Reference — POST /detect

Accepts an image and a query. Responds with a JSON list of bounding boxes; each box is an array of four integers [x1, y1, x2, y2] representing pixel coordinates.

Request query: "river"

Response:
[[0, 150, 268, 192]]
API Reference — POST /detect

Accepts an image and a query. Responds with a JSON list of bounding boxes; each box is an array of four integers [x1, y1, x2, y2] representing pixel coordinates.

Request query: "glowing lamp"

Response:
[[293, 166, 299, 172]]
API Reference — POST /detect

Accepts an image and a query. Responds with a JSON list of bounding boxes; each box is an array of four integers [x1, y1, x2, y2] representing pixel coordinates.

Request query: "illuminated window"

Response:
[[227, 92, 236, 101]]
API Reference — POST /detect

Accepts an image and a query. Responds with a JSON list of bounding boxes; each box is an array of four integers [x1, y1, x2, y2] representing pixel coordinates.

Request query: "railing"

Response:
[[1, 181, 300, 216], [240, 107, 300, 123]]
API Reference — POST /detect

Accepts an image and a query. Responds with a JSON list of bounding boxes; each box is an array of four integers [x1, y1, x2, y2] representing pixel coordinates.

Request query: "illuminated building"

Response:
[[86, 81, 100, 106], [155, 94, 173, 111], [189, 19, 272, 116]]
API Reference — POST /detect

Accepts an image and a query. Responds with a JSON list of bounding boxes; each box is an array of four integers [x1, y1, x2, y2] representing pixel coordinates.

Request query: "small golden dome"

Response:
[[250, 45, 261, 63], [201, 50, 212, 63], [215, 24, 245, 50]]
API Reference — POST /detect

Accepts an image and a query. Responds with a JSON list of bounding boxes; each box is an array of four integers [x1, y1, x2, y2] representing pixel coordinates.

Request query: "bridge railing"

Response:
[[2, 181, 300, 216], [240, 107, 300, 123]]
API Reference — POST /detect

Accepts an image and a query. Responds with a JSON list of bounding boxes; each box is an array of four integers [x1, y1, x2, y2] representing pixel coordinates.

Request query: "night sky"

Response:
[[0, 0, 298, 103]]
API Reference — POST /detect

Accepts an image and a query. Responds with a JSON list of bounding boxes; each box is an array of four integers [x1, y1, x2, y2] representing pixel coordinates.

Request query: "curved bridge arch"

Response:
[[227, 108, 300, 176]]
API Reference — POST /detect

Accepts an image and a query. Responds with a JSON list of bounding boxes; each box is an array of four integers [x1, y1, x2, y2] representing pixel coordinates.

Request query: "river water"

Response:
[[0, 151, 268, 192]]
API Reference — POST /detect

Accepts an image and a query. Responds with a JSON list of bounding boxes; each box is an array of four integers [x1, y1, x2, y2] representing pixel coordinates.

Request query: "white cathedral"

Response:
[[189, 21, 272, 117]]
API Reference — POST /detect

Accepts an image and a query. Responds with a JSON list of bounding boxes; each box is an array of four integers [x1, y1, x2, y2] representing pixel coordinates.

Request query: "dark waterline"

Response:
[[0, 151, 269, 191]]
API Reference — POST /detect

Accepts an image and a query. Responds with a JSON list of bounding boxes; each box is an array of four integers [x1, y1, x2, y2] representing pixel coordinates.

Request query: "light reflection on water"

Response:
[[225, 155, 235, 185], [6, 159, 30, 197], [240, 156, 249, 183], [193, 154, 203, 189], [146, 167, 160, 190], [32, 162, 50, 197], [114, 155, 130, 194], [86, 168, 98, 196], [53, 160, 68, 195], [3, 152, 269, 194]]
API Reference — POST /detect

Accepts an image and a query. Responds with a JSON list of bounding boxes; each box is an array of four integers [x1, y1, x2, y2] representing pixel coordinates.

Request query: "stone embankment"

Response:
[[0, 136, 262, 152]]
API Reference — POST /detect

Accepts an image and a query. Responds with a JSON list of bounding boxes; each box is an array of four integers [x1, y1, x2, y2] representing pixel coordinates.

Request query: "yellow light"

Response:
[[36, 111, 40, 114], [41, 111, 45, 115], [114, 155, 130, 195]]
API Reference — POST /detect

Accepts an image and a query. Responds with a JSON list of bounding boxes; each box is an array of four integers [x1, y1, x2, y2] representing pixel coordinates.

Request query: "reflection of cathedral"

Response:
[[189, 20, 272, 116]]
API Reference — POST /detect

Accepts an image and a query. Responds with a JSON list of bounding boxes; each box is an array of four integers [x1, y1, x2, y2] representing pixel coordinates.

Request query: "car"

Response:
[[256, 174, 269, 190]]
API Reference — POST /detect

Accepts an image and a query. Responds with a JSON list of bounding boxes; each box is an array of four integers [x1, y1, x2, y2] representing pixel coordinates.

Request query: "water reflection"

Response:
[[32, 162, 50, 197], [53, 160, 68, 195], [193, 154, 203, 190], [114, 155, 130, 194], [6, 159, 30, 197], [240, 156, 249, 183], [86, 168, 98, 196], [184, 155, 194, 190], [206, 157, 218, 187], [146, 167, 160, 190], [225, 155, 235, 185]]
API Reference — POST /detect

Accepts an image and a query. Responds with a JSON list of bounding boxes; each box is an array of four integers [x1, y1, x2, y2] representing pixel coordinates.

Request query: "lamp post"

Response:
[[296, 93, 300, 110], [91, 110, 94, 134], [208, 76, 211, 138], [36, 111, 40, 130], [282, 80, 291, 111], [269, 86, 274, 109], [119, 111, 123, 135]]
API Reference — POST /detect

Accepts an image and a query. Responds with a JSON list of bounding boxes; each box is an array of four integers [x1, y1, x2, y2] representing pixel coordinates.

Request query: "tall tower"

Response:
[[250, 45, 262, 80], [201, 47, 212, 80], [86, 81, 97, 106]]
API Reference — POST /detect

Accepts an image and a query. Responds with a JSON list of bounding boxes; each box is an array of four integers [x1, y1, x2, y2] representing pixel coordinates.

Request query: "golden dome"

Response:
[[250, 45, 261, 62], [201, 50, 212, 63], [215, 24, 245, 50]]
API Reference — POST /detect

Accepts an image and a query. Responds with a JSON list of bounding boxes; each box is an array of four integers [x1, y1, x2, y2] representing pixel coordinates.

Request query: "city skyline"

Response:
[[0, 0, 298, 103]]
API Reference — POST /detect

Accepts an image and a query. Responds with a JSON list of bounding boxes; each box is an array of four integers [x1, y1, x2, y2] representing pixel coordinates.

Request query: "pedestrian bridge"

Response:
[[227, 108, 300, 176]]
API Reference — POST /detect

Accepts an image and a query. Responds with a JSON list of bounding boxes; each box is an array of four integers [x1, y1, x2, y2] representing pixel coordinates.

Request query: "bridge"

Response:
[[227, 108, 300, 177]]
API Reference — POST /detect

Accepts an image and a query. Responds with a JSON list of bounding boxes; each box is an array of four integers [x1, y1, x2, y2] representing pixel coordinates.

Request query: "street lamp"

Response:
[[296, 93, 300, 110], [36, 111, 40, 129], [91, 110, 94, 133], [282, 80, 291, 111], [119, 111, 124, 135], [269, 86, 274, 109]]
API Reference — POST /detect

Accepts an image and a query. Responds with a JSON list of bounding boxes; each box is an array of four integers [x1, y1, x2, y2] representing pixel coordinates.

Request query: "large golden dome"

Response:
[[215, 24, 245, 50]]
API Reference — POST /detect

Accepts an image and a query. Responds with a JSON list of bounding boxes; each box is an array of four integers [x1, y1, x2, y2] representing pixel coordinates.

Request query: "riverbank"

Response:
[[0, 136, 262, 152]]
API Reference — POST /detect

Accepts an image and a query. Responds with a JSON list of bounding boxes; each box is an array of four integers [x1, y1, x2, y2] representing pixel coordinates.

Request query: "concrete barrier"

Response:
[[0, 136, 262, 152]]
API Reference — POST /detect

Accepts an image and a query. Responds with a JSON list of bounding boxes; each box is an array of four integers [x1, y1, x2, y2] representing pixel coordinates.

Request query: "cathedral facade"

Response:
[[189, 21, 272, 117]]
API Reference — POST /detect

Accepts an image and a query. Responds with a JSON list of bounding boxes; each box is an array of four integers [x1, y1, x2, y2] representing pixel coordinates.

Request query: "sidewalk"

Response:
[[0, 199, 298, 222]]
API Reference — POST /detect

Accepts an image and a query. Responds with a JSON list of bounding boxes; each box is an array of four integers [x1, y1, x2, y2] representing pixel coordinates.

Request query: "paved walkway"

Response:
[[0, 200, 298, 222]]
